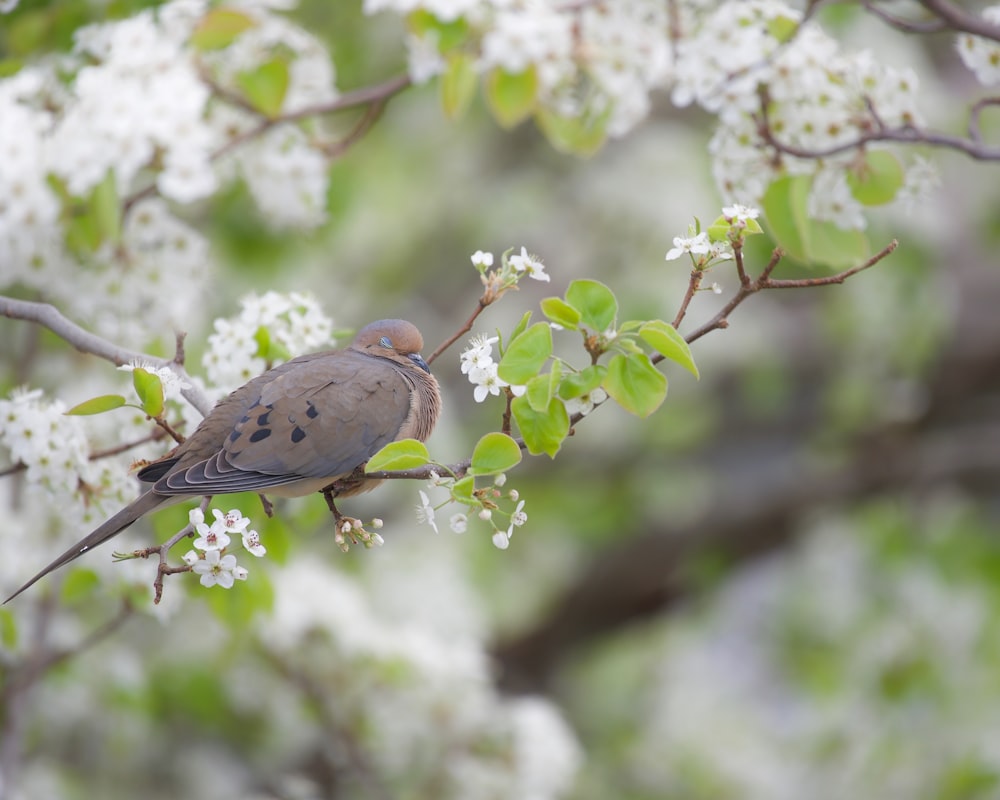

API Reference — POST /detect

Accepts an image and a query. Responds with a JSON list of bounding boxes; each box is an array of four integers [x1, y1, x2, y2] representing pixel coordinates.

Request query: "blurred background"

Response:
[[2, 1, 1000, 798]]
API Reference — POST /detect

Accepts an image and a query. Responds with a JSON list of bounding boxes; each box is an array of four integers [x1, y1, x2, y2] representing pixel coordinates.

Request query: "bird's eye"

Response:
[[378, 336, 393, 349]]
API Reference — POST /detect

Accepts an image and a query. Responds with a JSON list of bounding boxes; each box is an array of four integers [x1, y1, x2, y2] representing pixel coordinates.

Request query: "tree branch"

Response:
[[0, 295, 213, 416]]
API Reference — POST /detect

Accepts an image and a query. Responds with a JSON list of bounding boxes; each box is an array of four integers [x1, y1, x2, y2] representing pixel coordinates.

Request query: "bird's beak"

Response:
[[408, 353, 431, 373]]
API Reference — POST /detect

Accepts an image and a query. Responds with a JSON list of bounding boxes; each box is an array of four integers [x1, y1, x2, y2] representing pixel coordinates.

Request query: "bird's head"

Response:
[[352, 319, 431, 373]]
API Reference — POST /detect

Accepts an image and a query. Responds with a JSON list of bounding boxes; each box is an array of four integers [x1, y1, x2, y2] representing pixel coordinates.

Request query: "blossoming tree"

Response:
[[2, 1, 1000, 797]]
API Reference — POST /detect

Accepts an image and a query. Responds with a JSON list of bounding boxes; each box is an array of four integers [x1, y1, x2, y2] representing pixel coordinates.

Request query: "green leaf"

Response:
[[603, 353, 667, 418], [61, 567, 100, 603], [190, 8, 256, 51], [762, 175, 869, 269], [847, 150, 904, 206], [565, 279, 617, 333], [536, 107, 609, 156], [766, 14, 799, 43], [237, 58, 289, 119], [762, 175, 811, 262], [524, 373, 553, 413], [469, 432, 522, 476], [541, 296, 581, 330], [451, 475, 475, 502], [511, 395, 570, 458], [498, 322, 552, 385], [365, 439, 430, 472], [558, 365, 606, 399], [253, 325, 291, 364], [92, 169, 121, 246], [485, 67, 537, 128], [707, 214, 763, 242], [639, 320, 699, 379], [0, 607, 18, 649], [505, 310, 533, 351], [66, 394, 127, 416], [803, 219, 871, 270], [66, 208, 100, 254], [407, 10, 469, 52], [441, 52, 477, 121], [132, 367, 164, 418]]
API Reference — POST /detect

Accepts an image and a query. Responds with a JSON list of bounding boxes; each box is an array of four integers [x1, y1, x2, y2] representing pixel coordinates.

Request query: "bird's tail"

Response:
[[4, 490, 170, 603]]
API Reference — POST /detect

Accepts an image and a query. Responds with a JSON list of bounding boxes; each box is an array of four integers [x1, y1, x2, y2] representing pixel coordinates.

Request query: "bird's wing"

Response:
[[154, 352, 412, 496]]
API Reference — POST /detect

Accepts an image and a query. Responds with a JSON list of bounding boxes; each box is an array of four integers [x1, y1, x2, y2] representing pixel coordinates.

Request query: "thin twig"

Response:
[[671, 269, 704, 330], [682, 240, 898, 346], [0, 296, 212, 416], [428, 298, 489, 365]]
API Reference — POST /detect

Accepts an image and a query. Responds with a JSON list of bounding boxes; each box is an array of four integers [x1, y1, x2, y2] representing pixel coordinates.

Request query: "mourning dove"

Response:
[[6, 319, 441, 602]]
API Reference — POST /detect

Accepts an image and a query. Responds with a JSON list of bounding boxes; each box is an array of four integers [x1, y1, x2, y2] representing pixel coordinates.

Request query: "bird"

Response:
[[5, 319, 441, 603]]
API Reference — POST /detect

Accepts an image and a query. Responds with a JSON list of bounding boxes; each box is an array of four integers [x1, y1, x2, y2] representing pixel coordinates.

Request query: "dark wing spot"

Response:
[[257, 410, 271, 426], [306, 402, 319, 419], [239, 414, 251, 425], [229, 430, 240, 443], [249, 428, 272, 443], [291, 426, 306, 443]]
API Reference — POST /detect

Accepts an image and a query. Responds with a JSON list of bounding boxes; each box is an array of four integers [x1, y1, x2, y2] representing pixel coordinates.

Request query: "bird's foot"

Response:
[[322, 488, 384, 552], [333, 515, 385, 552]]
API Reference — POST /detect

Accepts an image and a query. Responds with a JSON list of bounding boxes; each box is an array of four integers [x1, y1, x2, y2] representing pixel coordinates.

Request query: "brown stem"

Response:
[[427, 297, 490, 365]]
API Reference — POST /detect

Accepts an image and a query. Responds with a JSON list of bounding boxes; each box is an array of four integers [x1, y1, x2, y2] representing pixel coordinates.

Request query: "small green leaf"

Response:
[[365, 439, 431, 472], [707, 214, 764, 242], [503, 312, 533, 353], [762, 175, 869, 268], [541, 296, 581, 330], [558, 365, 606, 399], [66, 209, 100, 254], [762, 175, 811, 263], [66, 394, 127, 416], [603, 353, 667, 418], [565, 279, 617, 333], [511, 395, 570, 458], [536, 107, 609, 156], [441, 52, 477, 121], [132, 367, 164, 418], [766, 14, 799, 43], [190, 8, 256, 51], [498, 322, 552, 385], [847, 150, 904, 206], [451, 475, 475, 502], [407, 10, 469, 52], [92, 169, 121, 246], [639, 320, 699, 379], [0, 607, 18, 649], [485, 67, 537, 128], [237, 58, 289, 119], [61, 567, 100, 603], [253, 325, 291, 364], [524, 373, 553, 413], [469, 432, 523, 476]]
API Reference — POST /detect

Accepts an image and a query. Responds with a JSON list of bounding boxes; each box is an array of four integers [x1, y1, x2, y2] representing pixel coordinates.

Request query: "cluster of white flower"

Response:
[[678, 2, 925, 228], [0, 0, 340, 344], [664, 203, 760, 268], [374, 0, 670, 138], [0, 388, 94, 497], [956, 6, 1000, 86], [203, 291, 334, 391], [418, 472, 527, 550], [181, 507, 266, 589], [460, 333, 524, 402], [263, 551, 582, 797], [370, 0, 936, 230]]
